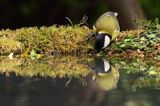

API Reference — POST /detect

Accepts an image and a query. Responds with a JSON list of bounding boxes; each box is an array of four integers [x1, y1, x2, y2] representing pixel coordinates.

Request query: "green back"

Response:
[[95, 12, 120, 36]]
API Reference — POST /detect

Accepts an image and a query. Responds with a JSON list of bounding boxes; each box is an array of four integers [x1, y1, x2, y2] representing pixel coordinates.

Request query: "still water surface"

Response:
[[0, 56, 160, 106]]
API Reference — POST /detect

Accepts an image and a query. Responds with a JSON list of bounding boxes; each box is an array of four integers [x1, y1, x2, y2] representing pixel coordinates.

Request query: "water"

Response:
[[0, 56, 160, 106]]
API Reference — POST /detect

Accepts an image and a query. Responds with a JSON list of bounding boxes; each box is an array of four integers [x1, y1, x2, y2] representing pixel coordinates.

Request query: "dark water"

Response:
[[0, 72, 160, 106]]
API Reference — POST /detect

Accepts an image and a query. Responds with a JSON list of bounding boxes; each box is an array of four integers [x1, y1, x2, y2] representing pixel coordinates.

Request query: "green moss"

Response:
[[14, 25, 92, 54], [15, 26, 51, 53], [0, 19, 159, 56], [105, 19, 160, 58], [0, 25, 91, 55]]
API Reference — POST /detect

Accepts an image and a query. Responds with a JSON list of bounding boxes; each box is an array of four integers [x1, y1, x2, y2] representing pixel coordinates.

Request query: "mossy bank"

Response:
[[0, 19, 160, 58], [0, 25, 91, 55]]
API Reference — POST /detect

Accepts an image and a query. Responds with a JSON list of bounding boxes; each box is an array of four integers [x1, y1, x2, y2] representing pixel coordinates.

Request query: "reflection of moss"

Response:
[[0, 37, 23, 54], [1, 55, 160, 89], [134, 77, 160, 89], [109, 56, 160, 89], [109, 56, 160, 75], [0, 57, 21, 75], [1, 55, 160, 78], [0, 56, 89, 78]]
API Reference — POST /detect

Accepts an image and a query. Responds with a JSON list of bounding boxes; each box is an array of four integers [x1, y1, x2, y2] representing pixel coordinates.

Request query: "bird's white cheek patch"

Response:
[[103, 60, 111, 72], [103, 36, 111, 49]]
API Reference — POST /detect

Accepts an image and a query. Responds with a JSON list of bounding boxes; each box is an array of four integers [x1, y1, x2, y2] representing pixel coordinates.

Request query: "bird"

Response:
[[88, 57, 119, 91], [86, 11, 120, 53]]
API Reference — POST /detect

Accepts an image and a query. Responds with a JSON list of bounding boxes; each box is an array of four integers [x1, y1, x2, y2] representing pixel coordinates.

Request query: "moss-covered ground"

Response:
[[0, 19, 159, 58]]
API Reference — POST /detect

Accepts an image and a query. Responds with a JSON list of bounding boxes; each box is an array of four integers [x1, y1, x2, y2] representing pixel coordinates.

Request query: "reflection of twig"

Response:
[[65, 77, 72, 87], [79, 77, 87, 86], [65, 77, 88, 87]]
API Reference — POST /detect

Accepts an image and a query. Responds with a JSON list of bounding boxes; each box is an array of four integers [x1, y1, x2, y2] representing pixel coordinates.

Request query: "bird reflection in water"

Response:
[[88, 57, 119, 91]]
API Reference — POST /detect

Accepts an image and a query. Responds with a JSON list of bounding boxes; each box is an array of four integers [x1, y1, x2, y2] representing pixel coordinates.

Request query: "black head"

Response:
[[94, 57, 111, 73], [94, 33, 112, 53]]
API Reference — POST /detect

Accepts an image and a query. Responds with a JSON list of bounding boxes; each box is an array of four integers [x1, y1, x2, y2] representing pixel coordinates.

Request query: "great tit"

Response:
[[87, 12, 120, 53], [88, 57, 119, 91]]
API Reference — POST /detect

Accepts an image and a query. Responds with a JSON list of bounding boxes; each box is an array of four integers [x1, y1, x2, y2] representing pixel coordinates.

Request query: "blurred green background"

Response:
[[140, 0, 160, 20], [0, 0, 159, 30]]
